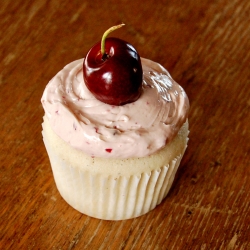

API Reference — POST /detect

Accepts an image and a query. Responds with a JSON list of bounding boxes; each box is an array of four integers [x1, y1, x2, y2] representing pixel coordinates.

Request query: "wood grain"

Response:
[[0, 0, 249, 249]]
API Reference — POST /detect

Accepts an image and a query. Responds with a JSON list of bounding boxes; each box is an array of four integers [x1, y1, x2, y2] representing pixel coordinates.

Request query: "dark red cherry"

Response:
[[83, 26, 143, 106]]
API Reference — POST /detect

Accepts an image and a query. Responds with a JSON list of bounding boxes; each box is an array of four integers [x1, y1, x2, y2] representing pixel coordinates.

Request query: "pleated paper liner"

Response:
[[42, 117, 188, 220]]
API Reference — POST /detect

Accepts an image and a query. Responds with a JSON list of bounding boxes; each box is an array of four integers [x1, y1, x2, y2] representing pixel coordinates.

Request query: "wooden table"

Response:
[[1, 0, 249, 249]]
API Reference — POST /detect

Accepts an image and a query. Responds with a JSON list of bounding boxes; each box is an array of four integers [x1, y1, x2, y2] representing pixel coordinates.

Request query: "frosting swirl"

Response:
[[41, 58, 189, 158]]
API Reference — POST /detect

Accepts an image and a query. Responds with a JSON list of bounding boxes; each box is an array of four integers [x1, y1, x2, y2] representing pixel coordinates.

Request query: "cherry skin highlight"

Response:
[[83, 37, 143, 106]]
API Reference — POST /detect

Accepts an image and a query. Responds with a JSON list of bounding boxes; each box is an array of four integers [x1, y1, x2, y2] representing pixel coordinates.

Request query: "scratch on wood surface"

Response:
[[25, 1, 45, 26], [83, 220, 103, 250], [130, 215, 152, 249], [201, 243, 207, 250], [141, 212, 162, 249], [68, 216, 90, 250], [50, 196, 57, 201], [3, 53, 15, 66], [69, 2, 87, 23], [178, 203, 234, 215], [227, 233, 238, 249]]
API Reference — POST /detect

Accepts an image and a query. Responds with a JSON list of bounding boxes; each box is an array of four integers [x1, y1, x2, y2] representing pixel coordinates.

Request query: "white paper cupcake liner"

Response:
[[43, 130, 184, 220], [42, 117, 188, 220]]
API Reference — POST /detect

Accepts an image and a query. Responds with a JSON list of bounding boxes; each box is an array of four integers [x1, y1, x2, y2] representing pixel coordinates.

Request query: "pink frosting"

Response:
[[41, 58, 189, 158]]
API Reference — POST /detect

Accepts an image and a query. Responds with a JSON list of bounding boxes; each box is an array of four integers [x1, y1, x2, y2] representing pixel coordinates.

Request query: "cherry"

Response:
[[83, 24, 143, 106]]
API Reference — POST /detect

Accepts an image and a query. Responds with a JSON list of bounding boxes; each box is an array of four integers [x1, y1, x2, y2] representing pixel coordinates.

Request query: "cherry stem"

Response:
[[101, 24, 125, 57]]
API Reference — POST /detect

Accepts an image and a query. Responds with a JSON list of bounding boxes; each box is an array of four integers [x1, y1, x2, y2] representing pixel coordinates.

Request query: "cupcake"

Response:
[[41, 25, 189, 220]]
